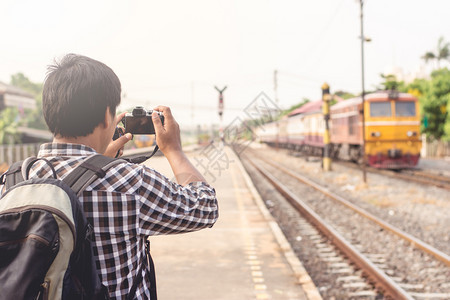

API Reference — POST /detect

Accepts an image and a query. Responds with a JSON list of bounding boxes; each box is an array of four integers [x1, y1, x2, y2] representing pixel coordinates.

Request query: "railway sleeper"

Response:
[[348, 290, 378, 297]]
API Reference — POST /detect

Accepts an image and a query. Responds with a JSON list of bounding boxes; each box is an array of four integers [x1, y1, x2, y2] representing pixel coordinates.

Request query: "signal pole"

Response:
[[214, 86, 227, 143], [322, 83, 332, 171], [191, 81, 195, 136], [359, 0, 367, 183], [274, 70, 279, 150]]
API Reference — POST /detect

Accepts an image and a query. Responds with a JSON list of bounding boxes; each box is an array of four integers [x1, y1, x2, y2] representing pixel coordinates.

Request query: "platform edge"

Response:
[[230, 147, 323, 300]]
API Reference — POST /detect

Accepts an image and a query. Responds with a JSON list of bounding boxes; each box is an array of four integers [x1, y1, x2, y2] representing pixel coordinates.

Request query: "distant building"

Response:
[[0, 81, 36, 111], [0, 82, 52, 143]]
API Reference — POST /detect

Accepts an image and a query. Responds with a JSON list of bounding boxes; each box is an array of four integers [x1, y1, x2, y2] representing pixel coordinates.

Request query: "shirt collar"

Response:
[[38, 143, 98, 157]]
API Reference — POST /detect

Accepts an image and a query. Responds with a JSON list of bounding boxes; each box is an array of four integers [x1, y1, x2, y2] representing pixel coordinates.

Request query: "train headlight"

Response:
[[371, 131, 381, 137], [407, 131, 417, 137]]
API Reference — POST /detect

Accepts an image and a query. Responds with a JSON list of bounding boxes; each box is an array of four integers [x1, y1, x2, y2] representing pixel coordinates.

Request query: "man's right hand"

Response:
[[152, 106, 208, 185], [152, 106, 182, 157]]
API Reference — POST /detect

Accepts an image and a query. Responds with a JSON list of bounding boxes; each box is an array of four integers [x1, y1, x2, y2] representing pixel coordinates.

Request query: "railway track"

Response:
[[335, 160, 450, 191], [400, 169, 450, 189], [240, 149, 450, 299]]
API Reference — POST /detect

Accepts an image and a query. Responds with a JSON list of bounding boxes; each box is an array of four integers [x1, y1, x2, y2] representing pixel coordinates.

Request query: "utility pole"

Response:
[[214, 86, 227, 143], [322, 83, 332, 171], [191, 81, 195, 138], [274, 70, 279, 150], [359, 0, 367, 183], [274, 70, 278, 102]]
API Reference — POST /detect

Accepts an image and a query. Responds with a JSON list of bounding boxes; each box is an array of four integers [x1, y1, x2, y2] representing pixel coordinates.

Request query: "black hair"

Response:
[[43, 54, 121, 137]]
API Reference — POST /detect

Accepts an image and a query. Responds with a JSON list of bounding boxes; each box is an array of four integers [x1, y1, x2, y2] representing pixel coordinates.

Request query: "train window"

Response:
[[395, 101, 416, 117], [349, 115, 358, 135], [370, 102, 391, 117]]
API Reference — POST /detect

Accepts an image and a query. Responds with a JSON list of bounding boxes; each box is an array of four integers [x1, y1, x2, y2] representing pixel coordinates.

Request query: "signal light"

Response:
[[371, 131, 381, 137]]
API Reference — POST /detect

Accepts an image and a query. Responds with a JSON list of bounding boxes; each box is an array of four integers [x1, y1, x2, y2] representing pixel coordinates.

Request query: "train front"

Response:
[[365, 92, 421, 169]]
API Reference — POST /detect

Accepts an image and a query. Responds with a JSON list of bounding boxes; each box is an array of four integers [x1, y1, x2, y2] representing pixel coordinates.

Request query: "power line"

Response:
[[303, 0, 347, 73], [121, 97, 244, 112]]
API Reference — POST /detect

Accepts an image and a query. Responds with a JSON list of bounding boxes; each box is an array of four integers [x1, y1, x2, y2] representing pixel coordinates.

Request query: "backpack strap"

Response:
[[62, 154, 126, 196], [1, 160, 26, 191], [64, 154, 158, 299], [0, 157, 57, 191], [127, 240, 157, 300], [145, 240, 158, 300], [22, 157, 57, 180]]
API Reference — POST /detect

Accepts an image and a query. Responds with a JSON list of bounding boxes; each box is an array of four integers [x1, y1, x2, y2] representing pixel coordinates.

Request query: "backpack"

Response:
[[0, 154, 126, 299]]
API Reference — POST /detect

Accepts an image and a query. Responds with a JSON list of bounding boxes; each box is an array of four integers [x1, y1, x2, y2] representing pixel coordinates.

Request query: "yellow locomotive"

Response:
[[133, 135, 156, 148], [331, 91, 421, 168]]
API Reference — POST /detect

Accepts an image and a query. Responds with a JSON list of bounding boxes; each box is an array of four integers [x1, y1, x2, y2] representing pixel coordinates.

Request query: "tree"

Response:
[[9, 73, 47, 130], [280, 98, 310, 116], [10, 73, 42, 96], [0, 107, 21, 144], [378, 73, 405, 91], [334, 90, 355, 100], [408, 68, 450, 141], [421, 37, 450, 69]]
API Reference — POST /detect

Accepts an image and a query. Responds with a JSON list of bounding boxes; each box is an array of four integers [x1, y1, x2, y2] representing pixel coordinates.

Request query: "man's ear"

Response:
[[102, 107, 113, 129]]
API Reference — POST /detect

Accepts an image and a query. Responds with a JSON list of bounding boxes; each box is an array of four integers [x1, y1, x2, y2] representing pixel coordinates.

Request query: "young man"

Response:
[[28, 54, 218, 299]]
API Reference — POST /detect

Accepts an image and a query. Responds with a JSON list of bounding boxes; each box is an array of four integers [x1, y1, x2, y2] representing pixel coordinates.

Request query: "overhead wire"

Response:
[[302, 0, 347, 73]]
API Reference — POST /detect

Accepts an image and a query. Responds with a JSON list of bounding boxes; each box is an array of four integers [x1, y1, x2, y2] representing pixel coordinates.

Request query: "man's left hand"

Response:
[[104, 112, 132, 158]]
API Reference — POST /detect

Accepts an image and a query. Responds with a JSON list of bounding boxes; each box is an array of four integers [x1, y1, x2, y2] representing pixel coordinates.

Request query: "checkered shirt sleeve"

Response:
[[8, 143, 218, 299]]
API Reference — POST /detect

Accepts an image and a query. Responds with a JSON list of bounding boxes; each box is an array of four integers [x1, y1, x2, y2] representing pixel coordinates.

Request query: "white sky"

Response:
[[1, 0, 449, 129]]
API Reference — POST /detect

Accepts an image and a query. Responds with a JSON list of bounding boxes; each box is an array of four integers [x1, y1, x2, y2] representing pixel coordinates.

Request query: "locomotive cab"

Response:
[[365, 92, 421, 168]]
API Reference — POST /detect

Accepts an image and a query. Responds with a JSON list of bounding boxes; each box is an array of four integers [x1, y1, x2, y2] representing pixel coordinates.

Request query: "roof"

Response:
[[288, 100, 322, 117], [287, 95, 345, 117], [0, 81, 36, 110], [365, 91, 415, 101], [17, 126, 52, 140], [331, 91, 417, 111], [331, 97, 362, 111], [0, 82, 34, 98]]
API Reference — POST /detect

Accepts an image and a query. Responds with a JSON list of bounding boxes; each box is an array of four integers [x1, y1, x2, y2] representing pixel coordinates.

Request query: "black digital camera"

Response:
[[123, 106, 164, 135]]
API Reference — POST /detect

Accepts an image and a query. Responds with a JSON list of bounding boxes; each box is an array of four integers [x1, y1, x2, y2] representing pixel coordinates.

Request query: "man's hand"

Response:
[[152, 106, 207, 185], [152, 106, 182, 157], [104, 112, 132, 158]]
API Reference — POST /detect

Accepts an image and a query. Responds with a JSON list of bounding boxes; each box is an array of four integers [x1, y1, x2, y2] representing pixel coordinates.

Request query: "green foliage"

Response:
[[400, 78, 428, 95], [334, 90, 355, 100], [11, 73, 43, 97], [378, 74, 405, 91], [9, 73, 47, 130], [280, 98, 310, 117], [25, 96, 47, 130], [0, 107, 21, 144], [404, 68, 450, 141], [421, 36, 450, 69]]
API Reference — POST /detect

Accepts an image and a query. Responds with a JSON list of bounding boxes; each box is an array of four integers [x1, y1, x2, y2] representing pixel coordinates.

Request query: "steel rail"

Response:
[[336, 160, 450, 191], [245, 156, 414, 300], [402, 169, 450, 184], [378, 169, 450, 190], [251, 151, 450, 267]]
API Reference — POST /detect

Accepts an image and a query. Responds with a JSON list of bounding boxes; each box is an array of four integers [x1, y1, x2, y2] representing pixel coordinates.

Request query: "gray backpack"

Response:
[[0, 155, 124, 299]]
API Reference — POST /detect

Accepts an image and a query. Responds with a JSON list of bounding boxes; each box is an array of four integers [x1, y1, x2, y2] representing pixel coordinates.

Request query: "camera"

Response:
[[123, 106, 164, 135], [113, 127, 124, 140]]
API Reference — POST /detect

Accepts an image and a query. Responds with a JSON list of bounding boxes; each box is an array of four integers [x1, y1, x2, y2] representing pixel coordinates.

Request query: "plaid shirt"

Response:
[[22, 143, 218, 299]]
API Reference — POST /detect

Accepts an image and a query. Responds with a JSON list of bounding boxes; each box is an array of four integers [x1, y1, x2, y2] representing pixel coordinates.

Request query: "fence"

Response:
[[0, 144, 155, 173], [422, 137, 450, 158], [0, 143, 41, 171], [0, 139, 449, 172]]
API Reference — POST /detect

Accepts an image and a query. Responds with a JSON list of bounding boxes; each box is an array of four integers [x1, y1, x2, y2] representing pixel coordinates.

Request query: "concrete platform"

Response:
[[144, 146, 321, 300]]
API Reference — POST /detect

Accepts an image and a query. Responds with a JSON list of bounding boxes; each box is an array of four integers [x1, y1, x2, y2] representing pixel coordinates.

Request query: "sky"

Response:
[[1, 0, 449, 129]]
